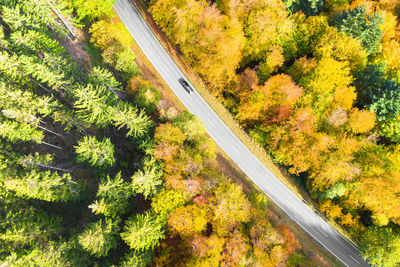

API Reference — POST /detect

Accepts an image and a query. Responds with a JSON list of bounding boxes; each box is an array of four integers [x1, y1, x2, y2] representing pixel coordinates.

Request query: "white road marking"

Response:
[[319, 229, 328, 237], [349, 255, 361, 264]]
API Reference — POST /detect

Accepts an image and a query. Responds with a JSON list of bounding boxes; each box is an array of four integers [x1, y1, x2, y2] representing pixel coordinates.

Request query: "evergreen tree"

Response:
[[89, 66, 122, 96], [333, 5, 384, 55], [120, 212, 165, 251], [0, 200, 61, 251], [0, 119, 44, 143], [4, 171, 79, 202], [355, 64, 400, 121], [73, 83, 115, 127], [112, 102, 153, 138], [131, 156, 163, 199], [284, 0, 324, 16], [78, 219, 119, 258], [75, 136, 115, 168], [89, 172, 133, 217], [119, 249, 154, 267]]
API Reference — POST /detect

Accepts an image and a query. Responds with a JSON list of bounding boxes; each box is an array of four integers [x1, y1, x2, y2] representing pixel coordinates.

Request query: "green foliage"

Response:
[[78, 219, 119, 257], [4, 241, 73, 267], [0, 120, 44, 143], [0, 203, 61, 250], [284, 0, 324, 16], [114, 49, 139, 81], [172, 111, 207, 141], [89, 172, 133, 218], [134, 85, 161, 114], [248, 190, 269, 210], [354, 64, 400, 142], [120, 249, 154, 267], [71, 0, 115, 23], [75, 136, 115, 168], [74, 84, 115, 127], [333, 5, 384, 55], [112, 102, 153, 138], [359, 226, 400, 267], [89, 67, 122, 95], [318, 183, 347, 199], [131, 156, 163, 198], [151, 188, 186, 216], [4, 171, 79, 202], [120, 212, 165, 251]]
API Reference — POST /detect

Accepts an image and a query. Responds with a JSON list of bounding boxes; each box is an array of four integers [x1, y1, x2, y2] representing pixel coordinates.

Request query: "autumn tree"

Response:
[[211, 181, 251, 236], [168, 205, 210, 236], [150, 0, 244, 91], [71, 0, 115, 23]]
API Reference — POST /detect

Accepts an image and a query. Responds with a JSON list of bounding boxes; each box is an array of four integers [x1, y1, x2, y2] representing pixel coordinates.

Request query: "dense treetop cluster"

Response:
[[0, 0, 313, 266], [147, 0, 400, 265]]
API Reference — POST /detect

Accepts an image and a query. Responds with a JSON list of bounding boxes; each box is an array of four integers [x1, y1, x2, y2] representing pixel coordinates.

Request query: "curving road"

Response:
[[114, 1, 369, 266]]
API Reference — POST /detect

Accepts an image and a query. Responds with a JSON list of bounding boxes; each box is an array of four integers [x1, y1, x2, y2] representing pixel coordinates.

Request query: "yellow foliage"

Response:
[[340, 213, 359, 227], [168, 205, 210, 236], [319, 199, 343, 220], [89, 20, 131, 50], [333, 85, 357, 111], [313, 27, 368, 71], [348, 108, 376, 134]]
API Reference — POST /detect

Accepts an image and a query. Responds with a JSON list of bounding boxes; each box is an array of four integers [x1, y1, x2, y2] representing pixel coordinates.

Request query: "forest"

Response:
[[147, 0, 400, 266], [0, 0, 318, 266]]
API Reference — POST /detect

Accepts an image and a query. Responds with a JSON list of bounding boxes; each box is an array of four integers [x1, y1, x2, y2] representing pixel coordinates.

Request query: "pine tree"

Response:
[[119, 249, 154, 267], [0, 199, 61, 250], [75, 136, 115, 168], [284, 0, 324, 16], [0, 119, 44, 143]]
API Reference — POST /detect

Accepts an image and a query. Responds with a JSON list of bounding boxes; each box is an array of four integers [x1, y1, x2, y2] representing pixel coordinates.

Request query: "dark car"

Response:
[[178, 78, 193, 93]]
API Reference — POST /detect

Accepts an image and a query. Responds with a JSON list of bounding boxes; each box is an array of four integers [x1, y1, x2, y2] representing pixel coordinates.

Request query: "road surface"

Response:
[[114, 1, 369, 266]]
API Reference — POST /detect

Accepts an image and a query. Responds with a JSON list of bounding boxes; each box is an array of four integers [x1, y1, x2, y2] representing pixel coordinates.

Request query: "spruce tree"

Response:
[[120, 212, 165, 251], [89, 172, 133, 217], [112, 101, 153, 138], [78, 219, 119, 257], [75, 136, 115, 168], [131, 156, 163, 199], [333, 5, 384, 55], [73, 84, 115, 127]]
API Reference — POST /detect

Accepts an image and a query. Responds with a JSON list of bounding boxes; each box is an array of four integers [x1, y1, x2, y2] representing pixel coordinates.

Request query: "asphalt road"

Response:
[[114, 1, 370, 266]]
